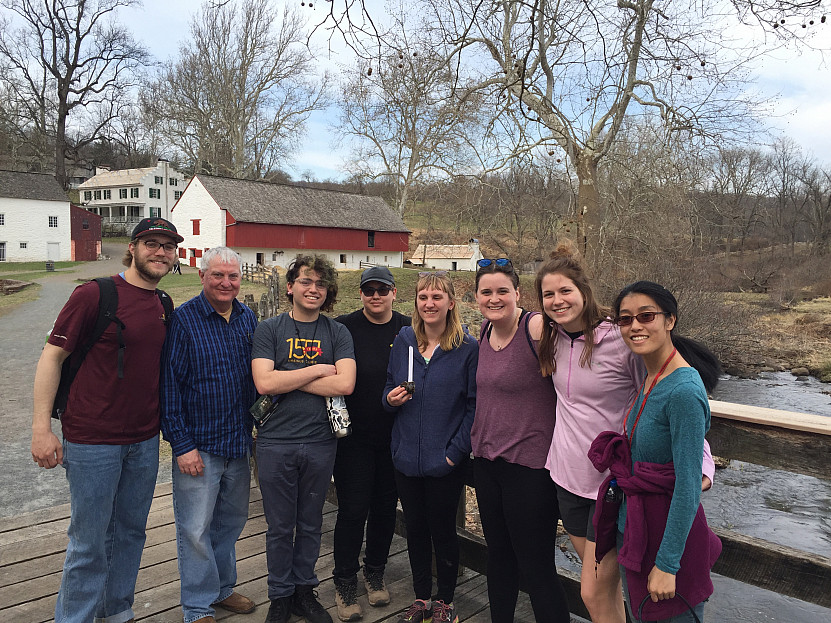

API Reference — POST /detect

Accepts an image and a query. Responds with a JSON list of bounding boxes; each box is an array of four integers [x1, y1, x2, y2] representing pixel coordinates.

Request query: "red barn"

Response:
[[171, 175, 410, 269], [70, 204, 102, 261]]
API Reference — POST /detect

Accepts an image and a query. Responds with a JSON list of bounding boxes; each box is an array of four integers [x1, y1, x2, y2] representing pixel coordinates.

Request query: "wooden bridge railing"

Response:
[[447, 401, 831, 620]]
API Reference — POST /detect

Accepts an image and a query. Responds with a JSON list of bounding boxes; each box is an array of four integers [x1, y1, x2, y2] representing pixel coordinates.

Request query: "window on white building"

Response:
[[83, 191, 92, 201], [49, 216, 58, 227], [103, 189, 111, 199], [150, 207, 161, 218], [129, 206, 142, 218], [94, 190, 102, 200], [340, 254, 347, 263], [130, 188, 139, 198], [119, 188, 128, 199], [19, 242, 27, 249], [0, 242, 5, 262], [169, 178, 178, 186], [149, 188, 161, 199], [155, 175, 163, 184], [174, 191, 182, 200], [0, 213, 4, 225]]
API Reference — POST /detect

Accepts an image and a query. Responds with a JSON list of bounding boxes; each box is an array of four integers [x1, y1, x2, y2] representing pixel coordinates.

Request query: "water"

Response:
[[713, 371, 831, 418], [700, 373, 831, 621]]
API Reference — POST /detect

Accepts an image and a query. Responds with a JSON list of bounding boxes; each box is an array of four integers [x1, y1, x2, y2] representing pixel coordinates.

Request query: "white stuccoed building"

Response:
[[78, 159, 186, 236], [0, 170, 71, 262]]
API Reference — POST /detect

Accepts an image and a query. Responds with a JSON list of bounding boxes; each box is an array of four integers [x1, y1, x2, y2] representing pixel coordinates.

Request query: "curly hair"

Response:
[[286, 254, 339, 313]]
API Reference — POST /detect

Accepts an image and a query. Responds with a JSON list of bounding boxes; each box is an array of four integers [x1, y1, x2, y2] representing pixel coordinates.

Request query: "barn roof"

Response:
[[195, 175, 409, 233], [0, 170, 68, 202], [410, 244, 476, 263]]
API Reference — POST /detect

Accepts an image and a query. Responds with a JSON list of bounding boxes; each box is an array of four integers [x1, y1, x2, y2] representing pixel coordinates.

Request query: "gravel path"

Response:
[[0, 243, 171, 518]]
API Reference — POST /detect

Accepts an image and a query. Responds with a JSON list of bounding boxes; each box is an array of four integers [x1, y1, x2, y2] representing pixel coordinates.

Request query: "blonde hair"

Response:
[[412, 272, 465, 352]]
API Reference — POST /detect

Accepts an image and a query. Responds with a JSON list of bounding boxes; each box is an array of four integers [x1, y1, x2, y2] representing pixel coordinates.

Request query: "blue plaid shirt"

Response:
[[160, 292, 258, 458]]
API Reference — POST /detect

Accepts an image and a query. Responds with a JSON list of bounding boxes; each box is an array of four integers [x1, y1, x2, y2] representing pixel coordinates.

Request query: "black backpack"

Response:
[[51, 277, 174, 419]]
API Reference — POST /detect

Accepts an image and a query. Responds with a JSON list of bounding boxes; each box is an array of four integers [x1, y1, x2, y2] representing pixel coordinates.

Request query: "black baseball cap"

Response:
[[360, 266, 395, 287], [131, 218, 184, 243]]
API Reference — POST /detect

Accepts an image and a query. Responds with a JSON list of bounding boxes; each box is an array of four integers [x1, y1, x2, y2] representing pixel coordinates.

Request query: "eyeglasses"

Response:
[[360, 285, 393, 297], [141, 239, 177, 253], [477, 258, 512, 269], [418, 271, 448, 277], [614, 311, 671, 327], [294, 278, 329, 290]]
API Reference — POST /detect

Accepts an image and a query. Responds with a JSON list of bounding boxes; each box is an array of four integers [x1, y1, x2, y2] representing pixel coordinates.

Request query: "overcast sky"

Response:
[[125, 0, 831, 180]]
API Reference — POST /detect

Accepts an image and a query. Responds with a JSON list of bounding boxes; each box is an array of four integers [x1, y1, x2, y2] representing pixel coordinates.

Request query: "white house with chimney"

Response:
[[78, 159, 186, 236]]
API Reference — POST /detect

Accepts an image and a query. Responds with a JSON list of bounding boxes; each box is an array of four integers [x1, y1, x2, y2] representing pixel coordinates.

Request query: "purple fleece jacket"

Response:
[[589, 431, 722, 621]]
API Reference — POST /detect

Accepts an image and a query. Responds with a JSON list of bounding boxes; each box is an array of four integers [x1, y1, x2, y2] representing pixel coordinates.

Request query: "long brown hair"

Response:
[[535, 246, 609, 376], [412, 272, 465, 351]]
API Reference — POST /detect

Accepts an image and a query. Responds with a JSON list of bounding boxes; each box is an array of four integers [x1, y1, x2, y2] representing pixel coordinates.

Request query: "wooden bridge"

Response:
[[1, 401, 829, 622]]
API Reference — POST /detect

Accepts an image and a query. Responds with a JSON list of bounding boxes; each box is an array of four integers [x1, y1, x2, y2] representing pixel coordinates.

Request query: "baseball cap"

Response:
[[131, 218, 184, 243], [360, 266, 395, 287]]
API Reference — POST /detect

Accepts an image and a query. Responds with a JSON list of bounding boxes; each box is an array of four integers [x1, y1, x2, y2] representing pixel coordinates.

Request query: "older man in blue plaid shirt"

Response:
[[161, 246, 258, 623]]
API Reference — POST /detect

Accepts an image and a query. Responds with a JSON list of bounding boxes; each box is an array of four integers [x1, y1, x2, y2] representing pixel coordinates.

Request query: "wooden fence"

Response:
[[444, 402, 831, 620], [241, 263, 281, 319]]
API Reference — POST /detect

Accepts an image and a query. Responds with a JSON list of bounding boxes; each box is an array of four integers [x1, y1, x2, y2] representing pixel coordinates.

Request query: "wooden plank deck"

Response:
[[0, 483, 553, 623]]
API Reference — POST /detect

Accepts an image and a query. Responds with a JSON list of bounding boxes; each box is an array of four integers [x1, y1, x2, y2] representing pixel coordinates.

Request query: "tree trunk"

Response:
[[575, 156, 601, 265], [55, 105, 69, 190]]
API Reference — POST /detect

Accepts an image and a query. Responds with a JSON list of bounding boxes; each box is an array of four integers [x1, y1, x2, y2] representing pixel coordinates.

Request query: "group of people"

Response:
[[31, 218, 721, 623]]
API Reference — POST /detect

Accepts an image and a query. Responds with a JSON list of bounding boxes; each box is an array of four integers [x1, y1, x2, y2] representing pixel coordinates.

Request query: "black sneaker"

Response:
[[431, 600, 458, 623], [265, 596, 292, 623], [292, 585, 333, 623]]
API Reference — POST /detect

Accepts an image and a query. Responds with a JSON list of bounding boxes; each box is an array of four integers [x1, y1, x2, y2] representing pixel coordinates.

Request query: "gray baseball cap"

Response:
[[360, 266, 395, 286]]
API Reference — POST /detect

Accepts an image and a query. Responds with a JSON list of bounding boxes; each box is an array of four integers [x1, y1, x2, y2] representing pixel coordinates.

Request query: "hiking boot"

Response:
[[431, 600, 458, 623], [292, 585, 333, 623], [265, 596, 292, 623], [397, 599, 432, 623], [363, 565, 390, 607], [334, 576, 362, 621]]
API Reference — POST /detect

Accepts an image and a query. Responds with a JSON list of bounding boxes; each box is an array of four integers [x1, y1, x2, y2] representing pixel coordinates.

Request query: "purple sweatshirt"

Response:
[[589, 431, 722, 620]]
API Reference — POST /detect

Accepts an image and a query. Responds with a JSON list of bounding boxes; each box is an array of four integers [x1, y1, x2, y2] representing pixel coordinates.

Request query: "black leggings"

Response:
[[474, 457, 571, 623], [395, 465, 467, 603]]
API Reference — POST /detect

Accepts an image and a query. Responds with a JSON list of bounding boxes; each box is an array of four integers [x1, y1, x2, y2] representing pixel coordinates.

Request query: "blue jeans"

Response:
[[256, 438, 337, 599], [172, 451, 251, 623], [56, 436, 159, 623]]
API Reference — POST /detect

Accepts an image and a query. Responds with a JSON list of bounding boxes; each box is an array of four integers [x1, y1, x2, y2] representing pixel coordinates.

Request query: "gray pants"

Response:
[[257, 438, 337, 600]]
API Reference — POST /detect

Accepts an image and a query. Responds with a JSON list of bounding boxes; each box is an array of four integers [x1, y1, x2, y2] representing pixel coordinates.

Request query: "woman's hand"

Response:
[[386, 385, 412, 407], [446, 456, 455, 466], [647, 565, 676, 602]]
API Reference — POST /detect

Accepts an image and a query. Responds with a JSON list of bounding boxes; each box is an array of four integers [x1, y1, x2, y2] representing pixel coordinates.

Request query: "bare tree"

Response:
[[336, 26, 483, 217], [144, 0, 326, 180], [0, 0, 149, 187]]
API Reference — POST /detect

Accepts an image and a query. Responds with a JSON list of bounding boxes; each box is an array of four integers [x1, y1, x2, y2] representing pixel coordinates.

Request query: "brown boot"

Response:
[[363, 566, 390, 607], [334, 577, 362, 621], [213, 591, 256, 614]]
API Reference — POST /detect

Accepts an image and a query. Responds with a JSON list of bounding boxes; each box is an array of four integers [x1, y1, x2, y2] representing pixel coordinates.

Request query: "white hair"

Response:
[[201, 246, 242, 271]]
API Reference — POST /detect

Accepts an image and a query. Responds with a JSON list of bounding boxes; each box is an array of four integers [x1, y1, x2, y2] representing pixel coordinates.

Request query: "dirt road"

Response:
[[0, 242, 171, 518]]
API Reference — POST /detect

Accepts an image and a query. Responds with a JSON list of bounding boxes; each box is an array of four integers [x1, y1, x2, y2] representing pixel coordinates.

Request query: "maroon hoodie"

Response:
[[589, 431, 722, 621]]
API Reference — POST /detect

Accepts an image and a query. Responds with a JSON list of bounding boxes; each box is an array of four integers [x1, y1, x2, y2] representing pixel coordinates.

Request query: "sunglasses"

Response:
[[477, 258, 512, 268], [614, 311, 671, 327], [360, 285, 393, 297], [418, 271, 448, 277]]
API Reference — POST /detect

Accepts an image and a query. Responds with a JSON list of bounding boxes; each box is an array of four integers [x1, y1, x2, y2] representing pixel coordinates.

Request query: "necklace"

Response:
[[290, 311, 321, 364], [625, 347, 677, 444], [490, 309, 521, 351]]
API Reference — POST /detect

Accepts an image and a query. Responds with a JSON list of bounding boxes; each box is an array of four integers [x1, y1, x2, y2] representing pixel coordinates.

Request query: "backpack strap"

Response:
[[155, 288, 174, 324], [52, 277, 122, 418]]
